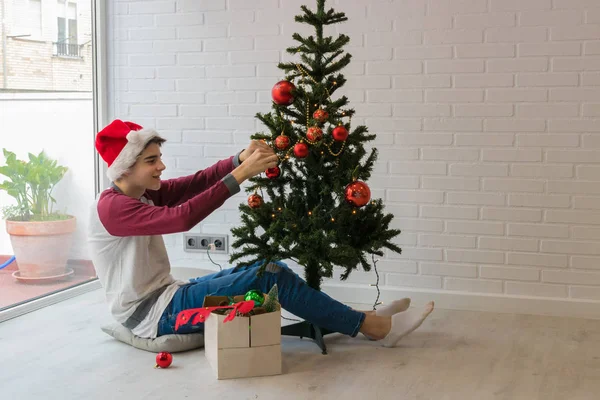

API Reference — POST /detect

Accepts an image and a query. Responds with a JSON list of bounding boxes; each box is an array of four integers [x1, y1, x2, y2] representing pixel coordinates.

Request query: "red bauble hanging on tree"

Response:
[[274, 135, 290, 150], [332, 125, 349, 141], [248, 194, 263, 209], [306, 126, 323, 142], [271, 80, 295, 106], [313, 109, 329, 123], [155, 352, 173, 369], [344, 181, 371, 208], [265, 166, 281, 179], [294, 142, 309, 158]]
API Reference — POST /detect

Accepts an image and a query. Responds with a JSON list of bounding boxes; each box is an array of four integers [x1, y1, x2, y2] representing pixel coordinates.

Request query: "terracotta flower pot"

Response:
[[6, 216, 77, 278]]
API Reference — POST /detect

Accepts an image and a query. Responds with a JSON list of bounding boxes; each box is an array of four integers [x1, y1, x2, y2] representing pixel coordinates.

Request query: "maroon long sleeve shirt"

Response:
[[88, 155, 241, 338]]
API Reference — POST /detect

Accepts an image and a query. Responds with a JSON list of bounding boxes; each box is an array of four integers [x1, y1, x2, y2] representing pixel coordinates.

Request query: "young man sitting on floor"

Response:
[[88, 119, 434, 347]]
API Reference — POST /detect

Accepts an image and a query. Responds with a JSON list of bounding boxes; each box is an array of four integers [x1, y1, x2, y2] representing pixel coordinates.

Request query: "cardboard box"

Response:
[[203, 295, 282, 380]]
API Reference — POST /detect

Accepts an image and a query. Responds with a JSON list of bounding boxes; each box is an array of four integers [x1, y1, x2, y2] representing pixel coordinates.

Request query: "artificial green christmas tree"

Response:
[[230, 0, 401, 292]]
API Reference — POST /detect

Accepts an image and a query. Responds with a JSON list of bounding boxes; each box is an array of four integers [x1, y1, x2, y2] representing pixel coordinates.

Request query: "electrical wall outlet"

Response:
[[184, 233, 228, 253]]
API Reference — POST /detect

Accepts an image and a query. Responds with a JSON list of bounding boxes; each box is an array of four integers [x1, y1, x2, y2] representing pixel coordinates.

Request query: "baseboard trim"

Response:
[[0, 279, 102, 323], [322, 282, 600, 321], [169, 267, 600, 320]]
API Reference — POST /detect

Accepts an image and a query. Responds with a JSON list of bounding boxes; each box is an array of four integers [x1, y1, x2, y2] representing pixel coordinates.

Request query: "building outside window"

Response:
[[56, 0, 78, 57], [0, 0, 102, 317], [1, 0, 91, 91]]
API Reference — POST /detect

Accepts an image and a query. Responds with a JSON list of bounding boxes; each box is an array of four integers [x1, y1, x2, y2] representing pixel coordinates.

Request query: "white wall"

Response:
[[107, 0, 600, 318], [0, 93, 96, 260]]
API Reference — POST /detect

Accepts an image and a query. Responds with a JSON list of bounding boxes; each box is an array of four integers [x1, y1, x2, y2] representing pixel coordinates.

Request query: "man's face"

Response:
[[125, 143, 166, 191]]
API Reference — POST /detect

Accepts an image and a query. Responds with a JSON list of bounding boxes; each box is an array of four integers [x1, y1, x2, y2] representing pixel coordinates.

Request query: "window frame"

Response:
[[28, 0, 42, 39], [0, 0, 106, 324]]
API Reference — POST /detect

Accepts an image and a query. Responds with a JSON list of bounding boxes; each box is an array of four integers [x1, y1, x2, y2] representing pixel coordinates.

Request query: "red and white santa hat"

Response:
[[95, 119, 163, 181]]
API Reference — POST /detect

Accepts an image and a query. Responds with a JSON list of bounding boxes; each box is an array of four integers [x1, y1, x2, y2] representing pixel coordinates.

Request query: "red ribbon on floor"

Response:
[[174, 300, 255, 331]]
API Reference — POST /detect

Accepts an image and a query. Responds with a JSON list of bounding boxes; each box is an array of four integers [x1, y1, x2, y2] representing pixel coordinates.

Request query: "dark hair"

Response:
[[144, 137, 166, 150], [127, 137, 167, 170], [116, 137, 167, 182]]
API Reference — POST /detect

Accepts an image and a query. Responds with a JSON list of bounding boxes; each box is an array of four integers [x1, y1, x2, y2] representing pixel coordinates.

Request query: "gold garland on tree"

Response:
[[268, 63, 352, 164]]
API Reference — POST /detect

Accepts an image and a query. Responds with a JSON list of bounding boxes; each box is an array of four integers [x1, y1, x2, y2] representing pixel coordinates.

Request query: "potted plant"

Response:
[[0, 149, 76, 280]]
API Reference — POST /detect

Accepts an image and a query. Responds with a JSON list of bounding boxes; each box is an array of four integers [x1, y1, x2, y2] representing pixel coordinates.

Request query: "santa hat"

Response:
[[95, 119, 163, 181]]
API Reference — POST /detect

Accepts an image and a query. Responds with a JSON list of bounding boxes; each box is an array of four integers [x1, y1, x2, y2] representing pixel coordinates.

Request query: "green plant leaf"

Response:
[[0, 149, 68, 220]]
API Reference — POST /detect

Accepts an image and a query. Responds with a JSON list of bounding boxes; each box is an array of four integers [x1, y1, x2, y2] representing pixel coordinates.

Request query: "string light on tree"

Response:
[[370, 255, 383, 310]]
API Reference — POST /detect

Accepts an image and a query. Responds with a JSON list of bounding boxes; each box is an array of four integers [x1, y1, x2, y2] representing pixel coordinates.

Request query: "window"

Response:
[[0, 0, 101, 320], [56, 1, 79, 57], [28, 0, 42, 38]]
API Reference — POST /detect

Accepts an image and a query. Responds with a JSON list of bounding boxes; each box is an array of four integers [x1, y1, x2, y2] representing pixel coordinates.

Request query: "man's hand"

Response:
[[231, 145, 279, 184], [238, 140, 272, 163]]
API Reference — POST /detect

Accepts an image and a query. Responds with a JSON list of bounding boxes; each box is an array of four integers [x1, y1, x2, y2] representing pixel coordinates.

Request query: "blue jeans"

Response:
[[157, 260, 365, 337]]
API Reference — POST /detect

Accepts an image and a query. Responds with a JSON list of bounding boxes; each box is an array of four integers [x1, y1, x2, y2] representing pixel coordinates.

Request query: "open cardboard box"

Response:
[[203, 295, 282, 380]]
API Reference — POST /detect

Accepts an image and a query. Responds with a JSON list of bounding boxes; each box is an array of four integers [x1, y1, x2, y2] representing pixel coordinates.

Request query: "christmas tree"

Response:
[[229, 0, 401, 291]]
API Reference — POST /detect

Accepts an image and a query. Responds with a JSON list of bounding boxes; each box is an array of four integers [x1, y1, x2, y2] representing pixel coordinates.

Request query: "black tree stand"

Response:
[[281, 321, 335, 355], [278, 265, 338, 354]]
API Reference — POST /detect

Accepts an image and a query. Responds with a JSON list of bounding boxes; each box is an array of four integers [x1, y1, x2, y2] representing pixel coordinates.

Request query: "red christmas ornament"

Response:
[[332, 125, 349, 141], [265, 166, 281, 179], [306, 126, 323, 142], [248, 194, 263, 209], [274, 135, 290, 150], [175, 301, 256, 331], [313, 109, 329, 123], [344, 181, 371, 208], [294, 143, 309, 158], [271, 80, 295, 106], [155, 352, 173, 369]]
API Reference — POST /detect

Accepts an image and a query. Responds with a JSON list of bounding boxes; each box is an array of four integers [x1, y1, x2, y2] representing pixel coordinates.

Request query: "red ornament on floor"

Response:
[[271, 80, 295, 106], [332, 125, 349, 141], [294, 143, 309, 158], [248, 194, 263, 209], [313, 109, 329, 123], [155, 352, 173, 369], [266, 166, 281, 179], [344, 181, 371, 207], [274, 135, 290, 150], [306, 126, 323, 142]]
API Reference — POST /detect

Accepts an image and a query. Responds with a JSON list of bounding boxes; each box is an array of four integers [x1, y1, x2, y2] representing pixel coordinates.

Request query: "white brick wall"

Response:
[[108, 0, 600, 309]]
